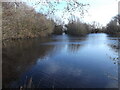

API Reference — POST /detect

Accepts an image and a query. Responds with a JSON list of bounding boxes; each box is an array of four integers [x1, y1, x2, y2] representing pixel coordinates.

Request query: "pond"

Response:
[[2, 33, 119, 88]]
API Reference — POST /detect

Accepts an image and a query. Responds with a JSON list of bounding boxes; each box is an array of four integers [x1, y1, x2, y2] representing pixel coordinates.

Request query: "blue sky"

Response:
[[23, 0, 119, 26]]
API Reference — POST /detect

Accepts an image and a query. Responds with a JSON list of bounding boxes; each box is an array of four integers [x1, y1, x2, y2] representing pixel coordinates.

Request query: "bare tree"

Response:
[[32, 0, 89, 24]]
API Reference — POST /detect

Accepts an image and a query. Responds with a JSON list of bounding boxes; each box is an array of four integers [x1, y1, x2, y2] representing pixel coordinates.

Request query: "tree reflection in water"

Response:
[[2, 34, 119, 88], [2, 39, 55, 88], [67, 37, 86, 53]]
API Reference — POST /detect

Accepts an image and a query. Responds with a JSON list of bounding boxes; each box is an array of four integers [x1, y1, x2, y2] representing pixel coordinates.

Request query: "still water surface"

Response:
[[3, 33, 119, 88]]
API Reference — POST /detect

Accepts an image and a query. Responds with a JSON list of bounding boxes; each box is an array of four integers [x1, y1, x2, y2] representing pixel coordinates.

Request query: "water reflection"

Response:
[[105, 37, 119, 88], [2, 33, 119, 88], [2, 39, 55, 88], [68, 44, 82, 53], [67, 36, 86, 53]]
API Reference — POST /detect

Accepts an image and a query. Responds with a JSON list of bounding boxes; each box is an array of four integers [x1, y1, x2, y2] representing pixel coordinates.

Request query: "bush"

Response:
[[52, 25, 63, 35], [2, 2, 55, 40], [105, 15, 120, 35], [66, 21, 89, 36]]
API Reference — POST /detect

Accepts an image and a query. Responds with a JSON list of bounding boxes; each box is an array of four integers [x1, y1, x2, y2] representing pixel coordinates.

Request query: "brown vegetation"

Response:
[[105, 15, 120, 36], [2, 2, 55, 40], [66, 20, 89, 36], [52, 25, 63, 35]]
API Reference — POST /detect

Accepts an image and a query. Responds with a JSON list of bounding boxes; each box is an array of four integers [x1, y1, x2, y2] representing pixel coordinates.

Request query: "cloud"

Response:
[[83, 0, 118, 26]]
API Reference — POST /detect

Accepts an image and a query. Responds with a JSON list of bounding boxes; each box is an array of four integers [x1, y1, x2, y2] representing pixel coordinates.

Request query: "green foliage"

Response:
[[2, 2, 55, 40]]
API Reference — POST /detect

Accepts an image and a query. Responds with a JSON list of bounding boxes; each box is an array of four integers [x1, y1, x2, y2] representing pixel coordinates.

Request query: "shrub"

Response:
[[52, 25, 63, 35], [105, 15, 120, 35], [2, 2, 55, 40], [66, 20, 89, 36]]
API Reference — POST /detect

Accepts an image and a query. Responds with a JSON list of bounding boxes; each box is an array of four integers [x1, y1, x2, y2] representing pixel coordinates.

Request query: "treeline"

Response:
[[2, 2, 55, 40], [2, 2, 103, 40], [65, 20, 105, 36], [2, 2, 120, 40], [66, 20, 89, 36], [105, 15, 120, 36], [65, 15, 120, 36]]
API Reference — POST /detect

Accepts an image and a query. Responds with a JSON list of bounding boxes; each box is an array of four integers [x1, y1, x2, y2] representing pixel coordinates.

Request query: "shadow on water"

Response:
[[2, 38, 55, 88], [2, 33, 119, 88]]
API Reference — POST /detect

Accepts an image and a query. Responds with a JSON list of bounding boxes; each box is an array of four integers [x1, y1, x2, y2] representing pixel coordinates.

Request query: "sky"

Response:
[[23, 0, 119, 26], [83, 0, 118, 26]]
